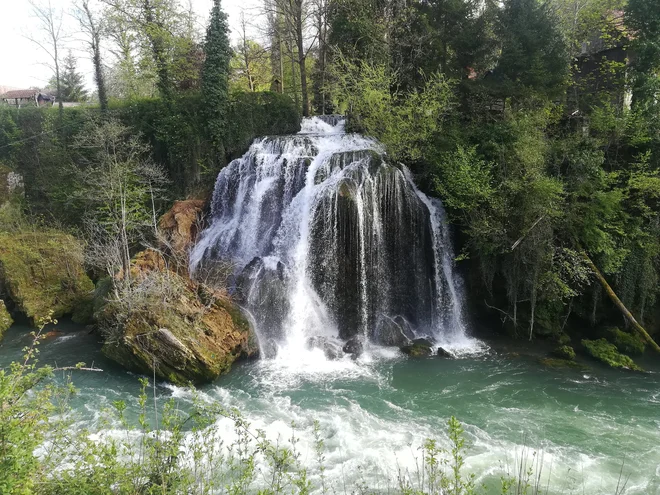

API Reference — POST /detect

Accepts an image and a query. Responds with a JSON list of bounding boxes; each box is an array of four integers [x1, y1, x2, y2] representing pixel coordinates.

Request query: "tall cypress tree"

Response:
[[202, 0, 231, 152]]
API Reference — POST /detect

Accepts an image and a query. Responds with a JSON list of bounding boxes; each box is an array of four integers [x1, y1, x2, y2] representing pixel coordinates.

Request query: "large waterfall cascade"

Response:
[[190, 116, 477, 359]]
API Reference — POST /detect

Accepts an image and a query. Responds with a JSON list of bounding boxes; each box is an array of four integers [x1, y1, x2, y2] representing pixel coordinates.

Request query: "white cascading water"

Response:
[[190, 116, 479, 360]]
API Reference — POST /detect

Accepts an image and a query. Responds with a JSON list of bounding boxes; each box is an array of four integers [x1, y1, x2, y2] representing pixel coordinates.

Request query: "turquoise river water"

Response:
[[1, 321, 659, 494]]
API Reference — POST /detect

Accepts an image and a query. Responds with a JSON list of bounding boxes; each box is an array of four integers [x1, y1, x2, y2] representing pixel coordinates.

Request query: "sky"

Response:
[[0, 0, 260, 91]]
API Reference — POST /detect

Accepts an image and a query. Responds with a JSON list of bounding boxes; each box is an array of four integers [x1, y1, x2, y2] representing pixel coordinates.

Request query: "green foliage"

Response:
[[626, 0, 660, 112], [0, 315, 62, 494], [202, 0, 232, 152], [0, 110, 21, 163], [582, 338, 643, 371], [495, 0, 569, 99], [51, 52, 89, 102], [230, 39, 271, 93], [0, 300, 12, 339], [607, 327, 646, 355], [332, 55, 455, 163], [551, 345, 576, 360], [0, 231, 94, 325], [434, 146, 494, 217]]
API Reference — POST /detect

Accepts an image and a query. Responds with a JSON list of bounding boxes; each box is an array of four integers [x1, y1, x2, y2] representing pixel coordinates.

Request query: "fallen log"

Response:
[[581, 252, 660, 353]]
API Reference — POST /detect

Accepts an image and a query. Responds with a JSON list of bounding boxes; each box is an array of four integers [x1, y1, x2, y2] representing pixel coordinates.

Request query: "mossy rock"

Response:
[[100, 254, 255, 384], [607, 327, 645, 356], [551, 345, 576, 361], [0, 232, 94, 325], [401, 338, 433, 357], [539, 357, 589, 371], [582, 338, 643, 371], [0, 299, 12, 340]]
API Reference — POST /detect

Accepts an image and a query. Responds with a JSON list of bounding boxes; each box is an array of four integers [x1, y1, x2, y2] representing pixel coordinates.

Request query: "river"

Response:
[[1, 321, 658, 494]]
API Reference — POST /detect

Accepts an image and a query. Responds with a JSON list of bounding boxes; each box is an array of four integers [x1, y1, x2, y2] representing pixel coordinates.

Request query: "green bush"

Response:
[[551, 345, 576, 360], [0, 231, 94, 325], [0, 92, 300, 225], [607, 327, 645, 355], [582, 338, 643, 371]]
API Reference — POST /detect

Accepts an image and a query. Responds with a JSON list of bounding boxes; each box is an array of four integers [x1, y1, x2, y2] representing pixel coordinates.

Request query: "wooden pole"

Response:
[[581, 252, 660, 353]]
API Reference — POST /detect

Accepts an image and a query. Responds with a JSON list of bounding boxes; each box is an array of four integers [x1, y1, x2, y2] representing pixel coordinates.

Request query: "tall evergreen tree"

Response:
[[52, 52, 89, 102], [202, 0, 231, 152], [495, 0, 569, 99]]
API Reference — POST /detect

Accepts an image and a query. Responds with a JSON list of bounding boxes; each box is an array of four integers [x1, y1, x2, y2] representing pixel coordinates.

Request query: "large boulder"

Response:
[[0, 300, 12, 340], [307, 335, 342, 360], [0, 231, 94, 325], [100, 250, 255, 384], [401, 338, 434, 357], [342, 336, 364, 357], [372, 315, 415, 346], [235, 257, 289, 345]]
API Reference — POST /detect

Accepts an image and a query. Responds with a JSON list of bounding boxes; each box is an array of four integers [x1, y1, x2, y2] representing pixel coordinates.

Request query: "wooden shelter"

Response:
[[1, 89, 55, 108]]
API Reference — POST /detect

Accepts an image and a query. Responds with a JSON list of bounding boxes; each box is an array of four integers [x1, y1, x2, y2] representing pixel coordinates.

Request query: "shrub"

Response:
[[607, 327, 645, 355], [551, 345, 576, 360], [582, 338, 643, 371]]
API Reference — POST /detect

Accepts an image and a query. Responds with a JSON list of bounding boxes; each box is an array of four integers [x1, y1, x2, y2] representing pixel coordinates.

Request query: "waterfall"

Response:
[[190, 117, 472, 358]]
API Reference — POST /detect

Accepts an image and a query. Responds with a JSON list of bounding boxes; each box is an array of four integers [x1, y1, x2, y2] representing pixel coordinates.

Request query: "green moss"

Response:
[[215, 296, 250, 334], [100, 267, 251, 384], [0, 232, 94, 325], [551, 345, 576, 360], [401, 339, 433, 357], [0, 299, 13, 340], [582, 338, 643, 371], [607, 327, 645, 356]]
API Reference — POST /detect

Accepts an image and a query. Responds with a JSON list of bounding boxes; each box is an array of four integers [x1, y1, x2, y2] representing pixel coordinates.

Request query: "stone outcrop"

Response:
[[0, 231, 94, 326], [0, 300, 12, 339], [100, 249, 256, 384], [158, 199, 205, 271], [400, 338, 434, 357]]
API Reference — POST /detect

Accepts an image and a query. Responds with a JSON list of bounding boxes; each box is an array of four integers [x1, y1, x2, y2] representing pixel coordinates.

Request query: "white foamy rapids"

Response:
[[190, 116, 485, 362], [121, 377, 655, 495]]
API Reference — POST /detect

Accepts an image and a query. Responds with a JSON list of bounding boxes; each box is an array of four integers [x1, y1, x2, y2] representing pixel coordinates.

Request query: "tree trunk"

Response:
[[295, 14, 309, 116], [83, 1, 108, 111], [143, 0, 171, 99], [581, 252, 660, 353]]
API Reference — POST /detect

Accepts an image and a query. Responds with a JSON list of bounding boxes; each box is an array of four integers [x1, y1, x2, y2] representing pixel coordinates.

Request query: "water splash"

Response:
[[191, 117, 481, 359]]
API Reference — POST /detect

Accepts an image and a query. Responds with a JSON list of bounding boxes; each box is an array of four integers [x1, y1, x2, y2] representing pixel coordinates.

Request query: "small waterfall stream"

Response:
[[190, 117, 473, 358]]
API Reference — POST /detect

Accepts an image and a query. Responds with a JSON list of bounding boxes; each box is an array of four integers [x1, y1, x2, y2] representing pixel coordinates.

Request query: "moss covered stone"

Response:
[[551, 345, 576, 360], [401, 338, 434, 357], [0, 232, 94, 325], [582, 338, 643, 371], [100, 251, 255, 384], [607, 327, 645, 356], [0, 300, 12, 340]]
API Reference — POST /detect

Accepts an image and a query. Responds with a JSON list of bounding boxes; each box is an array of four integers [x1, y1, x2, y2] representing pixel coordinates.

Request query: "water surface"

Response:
[[2, 322, 658, 494]]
